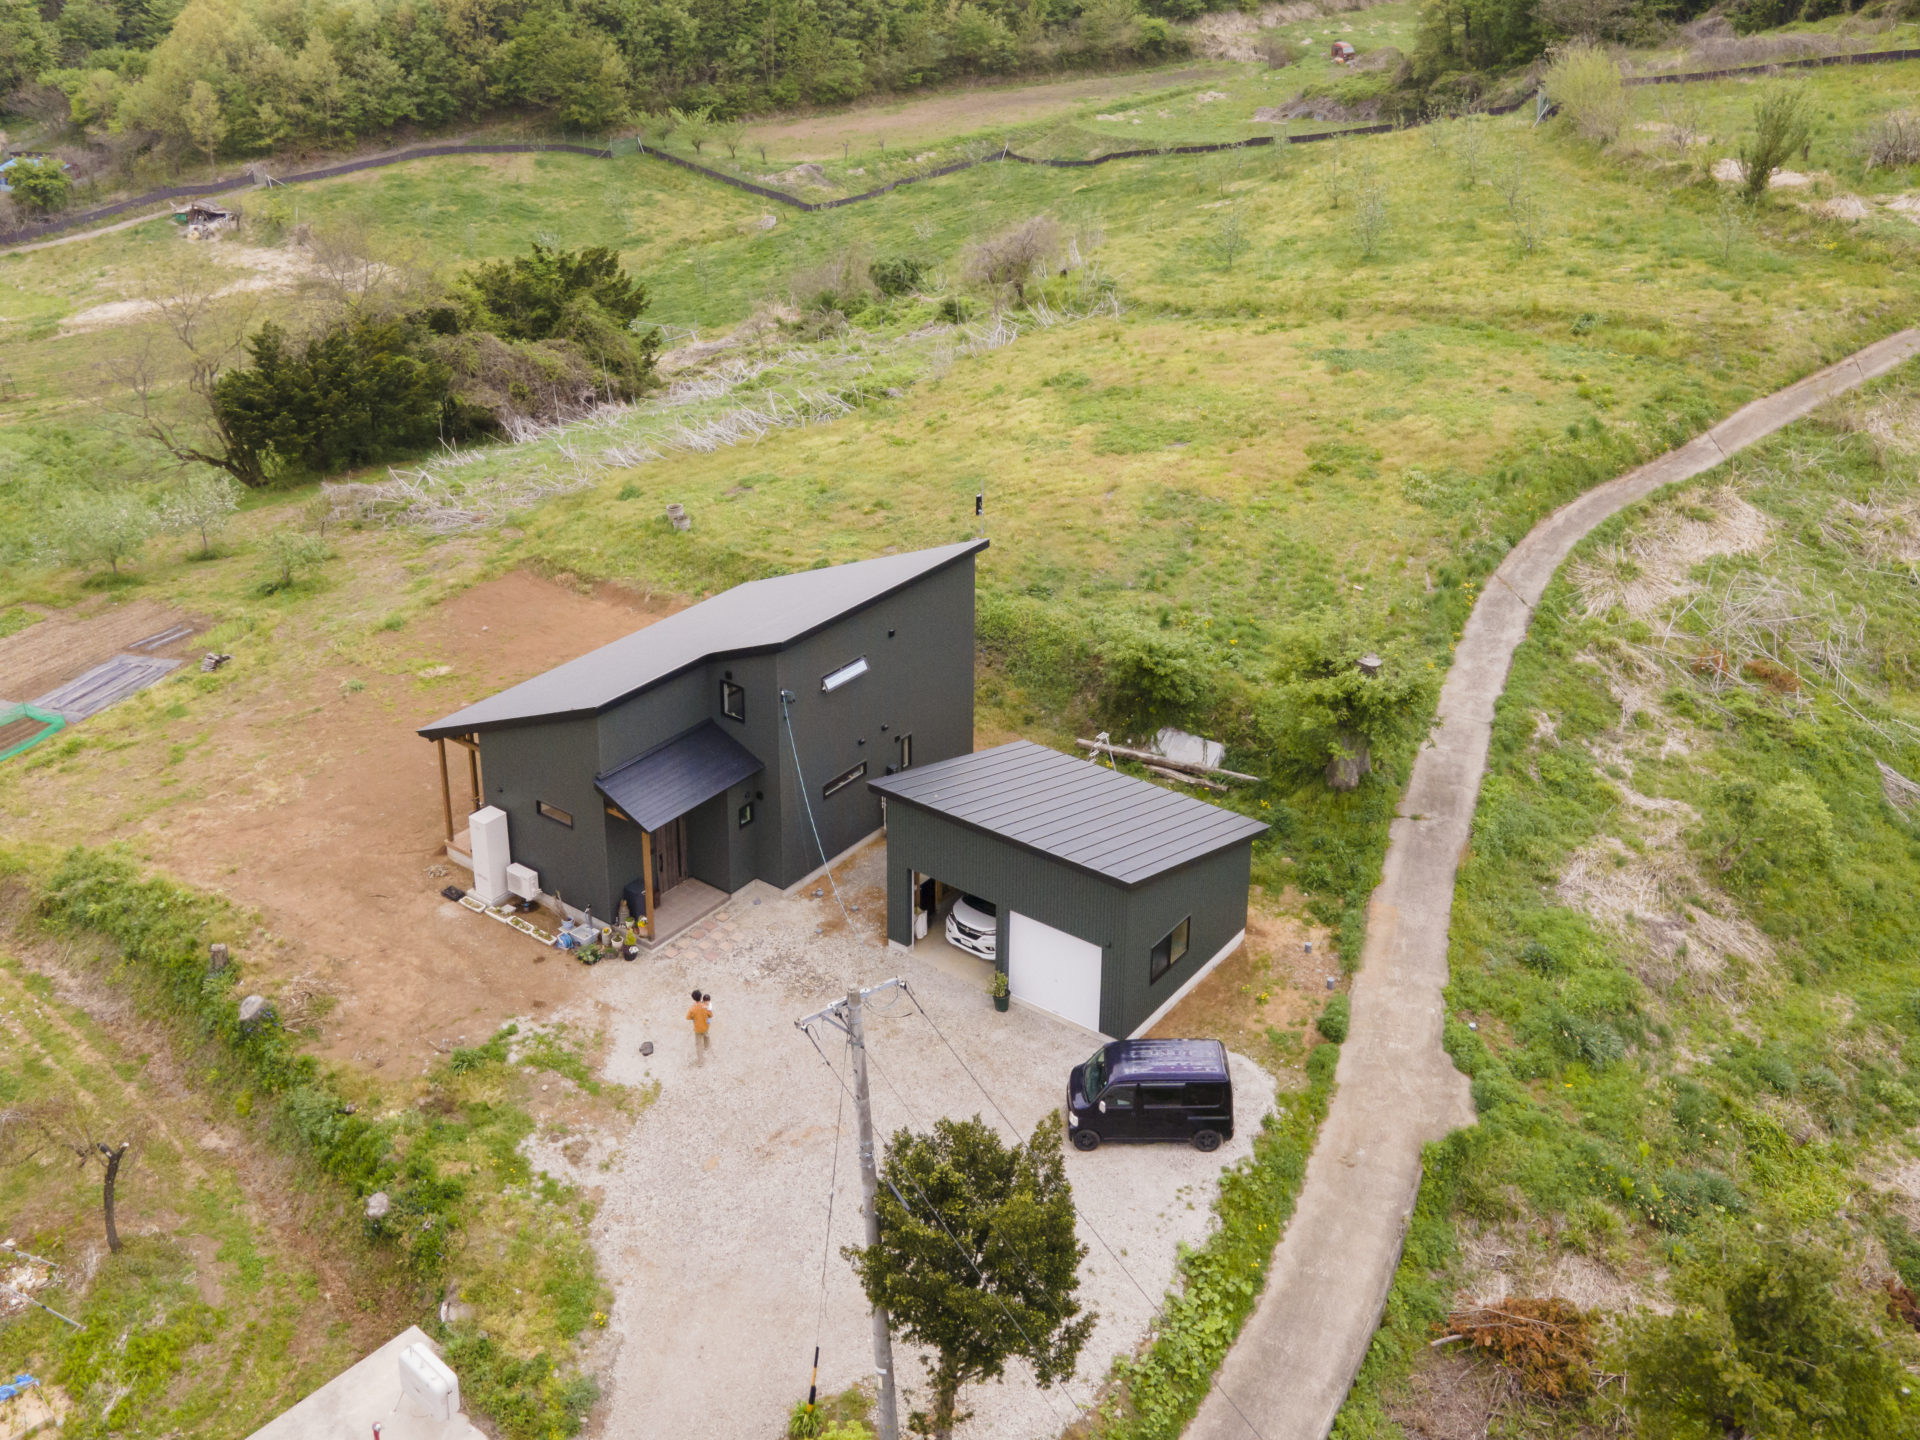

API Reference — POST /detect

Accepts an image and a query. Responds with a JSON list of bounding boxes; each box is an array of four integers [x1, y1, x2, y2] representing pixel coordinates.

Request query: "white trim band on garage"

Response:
[[1127, 928, 1246, 1039]]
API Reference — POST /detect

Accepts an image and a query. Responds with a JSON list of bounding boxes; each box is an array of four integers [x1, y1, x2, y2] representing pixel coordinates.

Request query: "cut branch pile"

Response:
[[1436, 1297, 1596, 1401]]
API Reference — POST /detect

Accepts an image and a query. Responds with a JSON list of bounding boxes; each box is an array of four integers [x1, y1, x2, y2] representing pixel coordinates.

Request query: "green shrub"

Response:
[[1543, 41, 1625, 145], [1738, 86, 1814, 204], [5, 157, 72, 215], [1619, 1238, 1913, 1435], [1317, 993, 1350, 1045], [1098, 628, 1212, 731], [868, 256, 928, 296]]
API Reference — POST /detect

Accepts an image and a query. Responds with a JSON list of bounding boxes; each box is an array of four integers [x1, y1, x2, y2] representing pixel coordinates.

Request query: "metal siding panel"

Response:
[[771, 559, 975, 887], [1111, 842, 1255, 1036], [480, 718, 612, 916], [882, 805, 1128, 1026]]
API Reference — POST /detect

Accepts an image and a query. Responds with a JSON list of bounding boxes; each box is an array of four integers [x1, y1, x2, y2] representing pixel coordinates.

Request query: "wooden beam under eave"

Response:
[[437, 738, 454, 843], [467, 740, 481, 815], [640, 827, 656, 942]]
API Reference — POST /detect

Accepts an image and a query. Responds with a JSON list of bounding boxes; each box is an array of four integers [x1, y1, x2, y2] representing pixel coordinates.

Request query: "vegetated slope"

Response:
[[1334, 369, 1920, 1435]]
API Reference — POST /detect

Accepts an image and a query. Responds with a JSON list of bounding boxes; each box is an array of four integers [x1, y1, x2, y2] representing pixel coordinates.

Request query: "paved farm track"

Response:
[[1188, 328, 1920, 1440]]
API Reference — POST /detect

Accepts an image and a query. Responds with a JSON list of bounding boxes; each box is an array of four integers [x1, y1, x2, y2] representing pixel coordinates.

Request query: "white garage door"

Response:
[[1008, 912, 1104, 1035]]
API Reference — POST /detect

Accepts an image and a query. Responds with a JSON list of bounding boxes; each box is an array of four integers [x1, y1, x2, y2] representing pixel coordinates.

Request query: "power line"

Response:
[[860, 1042, 1090, 1429], [801, 1012, 1085, 1432], [900, 982, 1276, 1440], [779, 689, 855, 930]]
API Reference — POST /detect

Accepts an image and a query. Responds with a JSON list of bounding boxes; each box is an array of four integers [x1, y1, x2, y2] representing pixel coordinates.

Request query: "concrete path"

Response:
[[1188, 328, 1920, 1440]]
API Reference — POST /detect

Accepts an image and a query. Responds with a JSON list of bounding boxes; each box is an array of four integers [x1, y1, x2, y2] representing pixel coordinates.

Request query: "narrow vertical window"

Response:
[[720, 680, 746, 722]]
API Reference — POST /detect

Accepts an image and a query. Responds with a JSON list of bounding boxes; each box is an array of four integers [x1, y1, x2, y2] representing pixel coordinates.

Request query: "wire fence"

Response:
[[5, 44, 1918, 249]]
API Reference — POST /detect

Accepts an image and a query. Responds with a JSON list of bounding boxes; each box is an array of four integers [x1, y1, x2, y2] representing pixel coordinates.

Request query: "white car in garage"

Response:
[[945, 894, 998, 960]]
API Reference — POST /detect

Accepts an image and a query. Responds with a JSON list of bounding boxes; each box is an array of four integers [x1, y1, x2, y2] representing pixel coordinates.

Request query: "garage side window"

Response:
[[1149, 916, 1191, 984], [720, 680, 745, 722], [537, 801, 574, 828], [823, 761, 867, 798]]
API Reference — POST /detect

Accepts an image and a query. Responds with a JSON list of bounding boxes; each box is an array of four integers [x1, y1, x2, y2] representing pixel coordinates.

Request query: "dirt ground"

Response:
[[94, 571, 677, 1073], [1145, 892, 1337, 1065], [0, 597, 202, 703], [743, 64, 1233, 157], [525, 839, 1278, 1440]]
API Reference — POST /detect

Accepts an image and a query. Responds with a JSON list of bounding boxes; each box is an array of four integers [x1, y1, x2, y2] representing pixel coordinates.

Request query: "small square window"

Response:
[[1149, 916, 1191, 985], [537, 801, 574, 828], [738, 801, 755, 828], [720, 680, 745, 722], [822, 760, 867, 798]]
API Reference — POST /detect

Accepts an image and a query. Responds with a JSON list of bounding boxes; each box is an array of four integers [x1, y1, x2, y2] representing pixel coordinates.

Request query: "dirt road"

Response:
[[1188, 326, 1920, 1440]]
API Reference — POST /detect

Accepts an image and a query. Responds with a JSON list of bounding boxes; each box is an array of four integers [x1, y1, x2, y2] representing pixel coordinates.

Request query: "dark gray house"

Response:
[[869, 742, 1267, 1039], [421, 540, 986, 940]]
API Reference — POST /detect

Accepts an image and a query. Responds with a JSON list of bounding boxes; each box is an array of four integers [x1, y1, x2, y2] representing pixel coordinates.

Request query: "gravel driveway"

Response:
[[559, 850, 1273, 1439]]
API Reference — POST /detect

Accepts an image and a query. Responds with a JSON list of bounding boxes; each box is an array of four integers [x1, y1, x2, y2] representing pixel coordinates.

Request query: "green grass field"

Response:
[[1335, 367, 1920, 1434], [0, 42, 1918, 1436]]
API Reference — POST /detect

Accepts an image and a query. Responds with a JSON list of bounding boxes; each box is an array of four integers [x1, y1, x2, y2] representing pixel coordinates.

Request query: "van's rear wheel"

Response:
[[1071, 1128, 1101, 1152], [1191, 1129, 1223, 1153]]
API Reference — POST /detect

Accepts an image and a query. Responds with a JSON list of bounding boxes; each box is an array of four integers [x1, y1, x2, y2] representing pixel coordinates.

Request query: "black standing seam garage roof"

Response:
[[595, 721, 764, 832], [868, 740, 1267, 888]]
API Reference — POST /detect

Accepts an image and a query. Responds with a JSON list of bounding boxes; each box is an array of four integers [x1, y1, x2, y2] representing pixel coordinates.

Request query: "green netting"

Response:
[[0, 703, 64, 763]]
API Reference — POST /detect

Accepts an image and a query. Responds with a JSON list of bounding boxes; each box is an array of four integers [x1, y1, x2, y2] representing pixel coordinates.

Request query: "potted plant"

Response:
[[991, 969, 1010, 1012]]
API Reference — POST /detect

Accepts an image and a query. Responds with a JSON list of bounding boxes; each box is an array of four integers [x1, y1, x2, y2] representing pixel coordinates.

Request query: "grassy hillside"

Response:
[[0, 44, 1917, 1436], [1336, 368, 1920, 1436]]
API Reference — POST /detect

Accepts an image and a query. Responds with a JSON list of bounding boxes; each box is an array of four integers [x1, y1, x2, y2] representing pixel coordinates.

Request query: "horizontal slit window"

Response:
[[822, 761, 867, 798], [538, 801, 573, 828], [821, 656, 869, 692]]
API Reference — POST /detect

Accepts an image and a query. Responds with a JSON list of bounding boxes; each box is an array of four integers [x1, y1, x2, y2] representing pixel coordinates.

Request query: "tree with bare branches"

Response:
[[961, 216, 1060, 307], [101, 254, 266, 486], [1, 1101, 136, 1253]]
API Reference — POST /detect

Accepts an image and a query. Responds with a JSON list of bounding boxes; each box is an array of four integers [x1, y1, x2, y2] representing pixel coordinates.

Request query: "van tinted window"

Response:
[[1141, 1086, 1188, 1109], [1186, 1084, 1228, 1109]]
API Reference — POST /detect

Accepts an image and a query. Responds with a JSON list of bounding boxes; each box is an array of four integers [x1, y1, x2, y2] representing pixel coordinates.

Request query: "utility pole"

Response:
[[798, 979, 904, 1440]]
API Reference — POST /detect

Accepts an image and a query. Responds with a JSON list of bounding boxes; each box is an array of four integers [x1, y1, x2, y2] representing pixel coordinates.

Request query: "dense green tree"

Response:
[[1620, 1237, 1919, 1439], [213, 317, 450, 477], [1260, 623, 1436, 790], [4, 157, 74, 214], [847, 1117, 1092, 1440], [0, 0, 56, 91]]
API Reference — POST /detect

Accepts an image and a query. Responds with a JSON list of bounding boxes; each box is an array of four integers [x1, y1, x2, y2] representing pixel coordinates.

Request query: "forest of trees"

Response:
[[3, 0, 1202, 161]]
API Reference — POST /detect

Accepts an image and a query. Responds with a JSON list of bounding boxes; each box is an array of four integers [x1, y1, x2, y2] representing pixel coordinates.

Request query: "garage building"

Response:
[[870, 741, 1267, 1039]]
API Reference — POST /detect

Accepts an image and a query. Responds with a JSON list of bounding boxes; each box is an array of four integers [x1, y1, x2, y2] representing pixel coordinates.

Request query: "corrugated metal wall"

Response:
[[881, 799, 1253, 1037]]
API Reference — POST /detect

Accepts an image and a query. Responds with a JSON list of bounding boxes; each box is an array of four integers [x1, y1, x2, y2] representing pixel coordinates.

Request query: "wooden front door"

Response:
[[652, 816, 687, 895]]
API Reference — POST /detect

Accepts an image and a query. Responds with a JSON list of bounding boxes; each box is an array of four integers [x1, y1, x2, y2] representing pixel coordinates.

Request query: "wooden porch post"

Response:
[[640, 827, 656, 942], [466, 738, 481, 814], [436, 738, 454, 843]]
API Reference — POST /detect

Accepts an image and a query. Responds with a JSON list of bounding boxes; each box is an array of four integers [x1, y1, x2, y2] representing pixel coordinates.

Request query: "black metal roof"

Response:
[[868, 741, 1267, 888], [595, 720, 764, 832], [420, 540, 987, 740]]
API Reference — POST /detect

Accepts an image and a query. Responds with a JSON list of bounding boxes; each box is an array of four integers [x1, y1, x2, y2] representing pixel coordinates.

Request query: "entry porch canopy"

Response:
[[597, 721, 762, 939]]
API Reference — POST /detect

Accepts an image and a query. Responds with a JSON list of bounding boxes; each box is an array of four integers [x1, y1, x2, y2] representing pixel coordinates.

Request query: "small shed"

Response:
[[175, 200, 236, 236], [1331, 39, 1356, 63], [870, 741, 1267, 1039]]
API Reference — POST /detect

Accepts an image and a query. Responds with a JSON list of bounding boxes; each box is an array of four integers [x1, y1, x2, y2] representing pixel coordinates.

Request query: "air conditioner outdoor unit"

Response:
[[506, 863, 540, 901]]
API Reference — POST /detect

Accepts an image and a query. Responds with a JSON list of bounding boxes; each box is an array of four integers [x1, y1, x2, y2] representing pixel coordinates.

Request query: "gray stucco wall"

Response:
[[880, 799, 1254, 1038]]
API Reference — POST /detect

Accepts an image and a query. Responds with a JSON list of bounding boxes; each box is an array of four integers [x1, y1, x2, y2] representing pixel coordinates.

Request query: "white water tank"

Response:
[[398, 1341, 460, 1420], [468, 806, 511, 906]]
